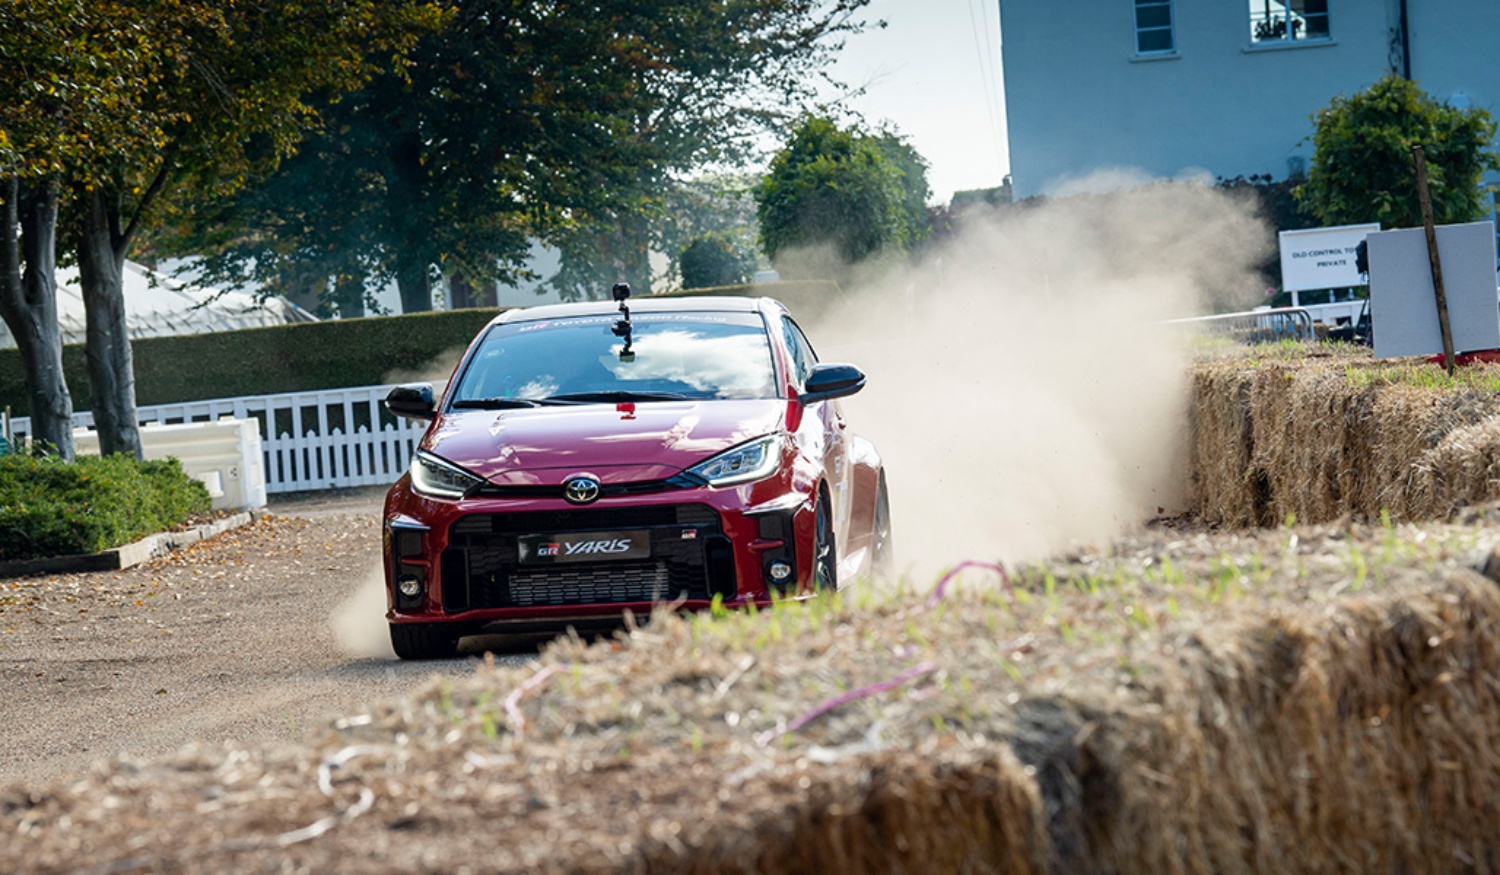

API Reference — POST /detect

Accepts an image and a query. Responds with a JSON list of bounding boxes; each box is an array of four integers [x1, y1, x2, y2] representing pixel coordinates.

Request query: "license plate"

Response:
[[517, 530, 651, 565]]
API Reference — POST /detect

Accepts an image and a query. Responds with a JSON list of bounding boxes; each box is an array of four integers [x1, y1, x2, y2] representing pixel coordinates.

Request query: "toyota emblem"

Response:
[[563, 475, 602, 505]]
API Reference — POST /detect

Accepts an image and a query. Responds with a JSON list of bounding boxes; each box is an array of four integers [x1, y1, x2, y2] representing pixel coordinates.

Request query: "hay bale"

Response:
[[1188, 362, 1258, 526], [1190, 351, 1500, 524], [1083, 572, 1500, 873]]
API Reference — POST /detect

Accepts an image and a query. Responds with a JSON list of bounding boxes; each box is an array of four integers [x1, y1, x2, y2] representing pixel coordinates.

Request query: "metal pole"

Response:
[[1412, 144, 1456, 375]]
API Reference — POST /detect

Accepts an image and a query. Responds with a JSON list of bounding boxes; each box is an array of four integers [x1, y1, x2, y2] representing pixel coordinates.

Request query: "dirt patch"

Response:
[[0, 512, 508, 790]]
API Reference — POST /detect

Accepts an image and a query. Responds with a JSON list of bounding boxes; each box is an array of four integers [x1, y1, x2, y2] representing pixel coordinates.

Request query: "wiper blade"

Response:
[[542, 390, 690, 403], [451, 397, 543, 409]]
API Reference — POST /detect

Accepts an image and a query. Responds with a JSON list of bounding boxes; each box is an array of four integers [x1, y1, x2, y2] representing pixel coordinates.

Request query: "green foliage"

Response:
[[1299, 74, 1500, 228], [755, 116, 930, 270], [0, 453, 211, 561], [153, 0, 873, 308], [680, 232, 754, 289], [0, 308, 499, 417]]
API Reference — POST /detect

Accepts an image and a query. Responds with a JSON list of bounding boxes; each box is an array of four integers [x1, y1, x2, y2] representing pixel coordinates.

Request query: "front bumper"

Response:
[[383, 476, 815, 631]]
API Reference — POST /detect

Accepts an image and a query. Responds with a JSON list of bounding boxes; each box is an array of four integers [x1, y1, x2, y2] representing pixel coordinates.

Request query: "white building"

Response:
[[998, 1, 1500, 198], [0, 261, 313, 350]]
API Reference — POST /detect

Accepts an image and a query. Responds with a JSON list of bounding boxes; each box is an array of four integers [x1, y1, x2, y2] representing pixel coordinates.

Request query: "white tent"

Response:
[[0, 261, 315, 349]]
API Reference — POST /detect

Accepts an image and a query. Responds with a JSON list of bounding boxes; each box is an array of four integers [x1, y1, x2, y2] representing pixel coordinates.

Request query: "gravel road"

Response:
[[0, 488, 536, 789]]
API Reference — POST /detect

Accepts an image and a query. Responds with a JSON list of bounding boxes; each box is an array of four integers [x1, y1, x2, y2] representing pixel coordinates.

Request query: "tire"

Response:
[[390, 623, 460, 660], [871, 474, 894, 583], [813, 488, 838, 592]]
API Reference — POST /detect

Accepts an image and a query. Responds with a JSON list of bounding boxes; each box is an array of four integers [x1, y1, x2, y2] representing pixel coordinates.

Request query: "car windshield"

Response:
[[450, 312, 779, 405]]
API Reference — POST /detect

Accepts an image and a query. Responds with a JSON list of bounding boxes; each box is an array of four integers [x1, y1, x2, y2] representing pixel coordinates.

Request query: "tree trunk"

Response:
[[0, 179, 74, 459], [449, 271, 476, 309], [389, 131, 432, 313], [395, 259, 430, 313], [333, 273, 366, 319], [618, 213, 653, 296], [76, 189, 142, 460]]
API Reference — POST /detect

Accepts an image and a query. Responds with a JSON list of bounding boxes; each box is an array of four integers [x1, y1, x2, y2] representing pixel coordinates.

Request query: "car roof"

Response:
[[493, 295, 784, 326]]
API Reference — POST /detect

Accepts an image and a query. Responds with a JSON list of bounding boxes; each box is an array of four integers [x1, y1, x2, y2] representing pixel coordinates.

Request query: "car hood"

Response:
[[420, 399, 788, 485]]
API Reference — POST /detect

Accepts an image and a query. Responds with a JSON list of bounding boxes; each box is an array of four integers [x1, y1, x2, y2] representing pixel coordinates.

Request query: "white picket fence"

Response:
[[10, 385, 426, 494]]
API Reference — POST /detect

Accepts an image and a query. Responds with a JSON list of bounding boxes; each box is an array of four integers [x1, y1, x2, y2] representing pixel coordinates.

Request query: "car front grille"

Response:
[[440, 504, 737, 611]]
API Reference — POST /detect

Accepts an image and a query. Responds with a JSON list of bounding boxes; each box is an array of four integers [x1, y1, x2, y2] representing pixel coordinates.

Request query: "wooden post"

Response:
[[1412, 144, 1456, 375]]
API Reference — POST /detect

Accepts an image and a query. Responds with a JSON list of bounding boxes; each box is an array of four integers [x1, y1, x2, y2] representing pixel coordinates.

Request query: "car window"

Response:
[[451, 312, 778, 403], [781, 317, 819, 389]]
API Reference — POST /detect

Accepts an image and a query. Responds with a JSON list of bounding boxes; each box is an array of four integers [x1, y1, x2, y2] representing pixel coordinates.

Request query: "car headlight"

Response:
[[409, 450, 485, 499], [687, 434, 784, 487]]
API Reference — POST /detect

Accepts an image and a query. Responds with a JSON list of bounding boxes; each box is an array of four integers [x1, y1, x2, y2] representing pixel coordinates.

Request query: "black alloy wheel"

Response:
[[814, 488, 838, 591], [390, 623, 460, 660], [871, 474, 894, 582]]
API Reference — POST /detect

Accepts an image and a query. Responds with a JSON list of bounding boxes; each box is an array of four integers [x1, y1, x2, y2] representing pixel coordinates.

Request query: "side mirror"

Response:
[[800, 363, 866, 404], [385, 383, 437, 421]]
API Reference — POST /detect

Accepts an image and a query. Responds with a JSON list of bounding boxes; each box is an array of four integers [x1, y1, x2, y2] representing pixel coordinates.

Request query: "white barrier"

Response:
[[11, 385, 426, 496], [74, 419, 267, 511]]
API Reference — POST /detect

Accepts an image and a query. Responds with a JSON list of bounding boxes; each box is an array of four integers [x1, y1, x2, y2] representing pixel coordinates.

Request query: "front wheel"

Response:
[[390, 623, 460, 660], [871, 474, 894, 583], [813, 489, 838, 592]]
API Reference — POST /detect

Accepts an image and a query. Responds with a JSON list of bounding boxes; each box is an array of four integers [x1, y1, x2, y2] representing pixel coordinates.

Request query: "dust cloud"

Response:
[[381, 345, 471, 395], [328, 178, 1272, 649], [332, 565, 398, 659], [806, 178, 1272, 579]]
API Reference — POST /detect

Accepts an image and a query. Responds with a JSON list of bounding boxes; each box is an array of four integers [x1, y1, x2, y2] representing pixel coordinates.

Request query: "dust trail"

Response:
[[327, 348, 476, 658], [805, 178, 1271, 579], [332, 565, 398, 659]]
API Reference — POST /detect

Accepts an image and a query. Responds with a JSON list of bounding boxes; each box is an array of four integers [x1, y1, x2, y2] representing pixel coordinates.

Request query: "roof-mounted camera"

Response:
[[611, 283, 634, 361]]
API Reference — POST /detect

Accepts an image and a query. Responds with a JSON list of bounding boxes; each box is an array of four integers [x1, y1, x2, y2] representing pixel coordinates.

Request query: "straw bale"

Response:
[[1189, 350, 1500, 524], [1187, 362, 1258, 527], [1080, 572, 1500, 873]]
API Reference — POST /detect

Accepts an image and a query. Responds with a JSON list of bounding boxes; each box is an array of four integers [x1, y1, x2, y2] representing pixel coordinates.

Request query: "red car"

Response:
[[382, 289, 890, 659]]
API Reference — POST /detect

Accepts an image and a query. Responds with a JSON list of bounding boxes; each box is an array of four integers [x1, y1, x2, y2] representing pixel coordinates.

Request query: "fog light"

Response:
[[397, 575, 423, 598], [768, 561, 793, 583]]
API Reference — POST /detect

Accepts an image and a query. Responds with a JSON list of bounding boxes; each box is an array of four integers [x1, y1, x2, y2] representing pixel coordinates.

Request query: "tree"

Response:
[[755, 115, 930, 272], [537, 0, 874, 300], [0, 181, 72, 457], [0, 1, 162, 458], [150, 0, 668, 314], [680, 232, 754, 289], [53, 2, 439, 458], [1299, 74, 1500, 229], [154, 1, 872, 308]]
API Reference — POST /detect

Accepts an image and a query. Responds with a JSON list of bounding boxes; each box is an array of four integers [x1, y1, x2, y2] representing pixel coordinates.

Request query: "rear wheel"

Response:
[[813, 489, 838, 592], [871, 474, 894, 583], [390, 623, 460, 660]]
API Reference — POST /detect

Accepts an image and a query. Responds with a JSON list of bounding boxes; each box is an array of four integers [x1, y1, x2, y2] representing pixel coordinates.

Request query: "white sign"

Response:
[[1279, 223, 1380, 292], [1369, 221, 1500, 359]]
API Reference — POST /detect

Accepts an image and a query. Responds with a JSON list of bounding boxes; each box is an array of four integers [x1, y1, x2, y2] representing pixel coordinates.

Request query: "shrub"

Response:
[[0, 454, 212, 561], [755, 116, 930, 270], [680, 232, 753, 289]]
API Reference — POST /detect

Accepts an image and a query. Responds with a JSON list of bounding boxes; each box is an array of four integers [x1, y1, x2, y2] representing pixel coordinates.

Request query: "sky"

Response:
[[824, 0, 1009, 205]]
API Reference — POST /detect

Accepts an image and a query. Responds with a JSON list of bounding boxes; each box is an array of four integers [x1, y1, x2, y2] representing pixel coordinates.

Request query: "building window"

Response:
[[1249, 0, 1330, 44], [1134, 0, 1174, 54]]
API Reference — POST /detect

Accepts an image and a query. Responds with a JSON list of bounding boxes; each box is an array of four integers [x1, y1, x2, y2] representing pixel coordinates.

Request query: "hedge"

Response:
[[0, 453, 212, 561], [0, 282, 844, 418]]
